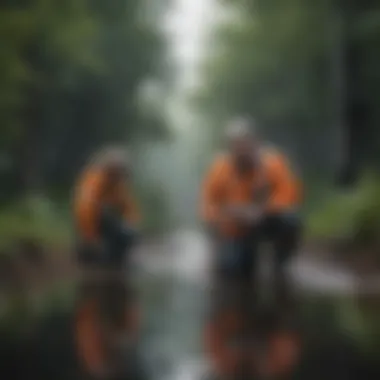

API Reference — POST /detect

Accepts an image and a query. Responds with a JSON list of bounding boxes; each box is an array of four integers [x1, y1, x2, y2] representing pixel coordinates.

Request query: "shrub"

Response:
[[307, 173, 380, 251]]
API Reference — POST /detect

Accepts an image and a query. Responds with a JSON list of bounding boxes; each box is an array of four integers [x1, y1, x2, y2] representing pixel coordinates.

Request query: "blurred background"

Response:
[[1, 0, 380, 379]]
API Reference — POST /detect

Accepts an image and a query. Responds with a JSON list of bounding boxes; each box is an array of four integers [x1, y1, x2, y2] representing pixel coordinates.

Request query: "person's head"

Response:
[[224, 117, 259, 171], [92, 146, 130, 185]]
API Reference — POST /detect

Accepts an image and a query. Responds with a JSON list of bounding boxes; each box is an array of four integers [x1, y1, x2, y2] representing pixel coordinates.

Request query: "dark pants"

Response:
[[76, 209, 138, 332], [77, 206, 138, 270], [214, 212, 302, 307]]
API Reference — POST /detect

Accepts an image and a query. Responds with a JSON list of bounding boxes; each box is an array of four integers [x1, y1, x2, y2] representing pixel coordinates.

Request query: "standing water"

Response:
[[133, 230, 211, 380], [133, 229, 380, 380]]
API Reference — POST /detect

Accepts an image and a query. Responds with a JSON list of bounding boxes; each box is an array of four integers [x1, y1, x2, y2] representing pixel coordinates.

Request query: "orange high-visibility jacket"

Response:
[[200, 148, 302, 236], [73, 167, 140, 243]]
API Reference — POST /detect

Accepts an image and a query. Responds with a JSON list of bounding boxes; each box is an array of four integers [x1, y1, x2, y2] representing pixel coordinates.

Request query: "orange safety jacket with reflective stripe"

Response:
[[73, 167, 140, 243], [200, 148, 302, 237]]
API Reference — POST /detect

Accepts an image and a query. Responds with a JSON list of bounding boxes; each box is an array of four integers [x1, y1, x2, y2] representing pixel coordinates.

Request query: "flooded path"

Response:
[[131, 229, 380, 380]]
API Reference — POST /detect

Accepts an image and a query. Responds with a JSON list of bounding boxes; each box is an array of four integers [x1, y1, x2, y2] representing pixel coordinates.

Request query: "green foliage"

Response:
[[307, 174, 380, 247], [197, 0, 380, 174], [0, 0, 169, 197], [0, 196, 71, 249]]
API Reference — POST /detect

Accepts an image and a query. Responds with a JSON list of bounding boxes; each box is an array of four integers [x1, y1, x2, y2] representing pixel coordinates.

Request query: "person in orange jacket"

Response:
[[73, 147, 142, 378], [74, 146, 141, 270], [201, 117, 302, 307]]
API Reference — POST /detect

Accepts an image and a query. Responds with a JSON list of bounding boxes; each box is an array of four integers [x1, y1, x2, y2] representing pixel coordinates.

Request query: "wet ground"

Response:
[[2, 228, 380, 380], [133, 230, 210, 380], [131, 229, 380, 380]]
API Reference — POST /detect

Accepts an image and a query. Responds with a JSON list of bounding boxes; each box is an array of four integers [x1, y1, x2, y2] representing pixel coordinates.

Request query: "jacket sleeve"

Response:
[[123, 188, 141, 227], [201, 156, 226, 225], [75, 172, 104, 243], [266, 153, 302, 211]]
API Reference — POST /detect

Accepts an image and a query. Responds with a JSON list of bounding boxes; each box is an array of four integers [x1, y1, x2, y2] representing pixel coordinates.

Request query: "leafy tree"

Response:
[[0, 0, 169, 199]]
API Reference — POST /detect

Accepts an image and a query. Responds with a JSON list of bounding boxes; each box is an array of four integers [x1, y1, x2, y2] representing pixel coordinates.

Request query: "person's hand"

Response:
[[224, 205, 263, 225], [223, 205, 245, 219], [242, 205, 264, 224]]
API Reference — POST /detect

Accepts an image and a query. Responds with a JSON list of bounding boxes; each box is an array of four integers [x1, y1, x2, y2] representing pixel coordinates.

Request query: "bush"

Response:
[[0, 196, 71, 251], [307, 173, 380, 250]]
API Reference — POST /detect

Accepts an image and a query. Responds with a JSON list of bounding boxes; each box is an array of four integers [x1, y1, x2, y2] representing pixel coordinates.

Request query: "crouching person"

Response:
[[73, 146, 141, 378]]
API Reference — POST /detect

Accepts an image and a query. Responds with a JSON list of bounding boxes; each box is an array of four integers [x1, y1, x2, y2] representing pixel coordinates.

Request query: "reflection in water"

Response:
[[2, 230, 380, 380], [135, 230, 380, 380], [136, 232, 208, 380]]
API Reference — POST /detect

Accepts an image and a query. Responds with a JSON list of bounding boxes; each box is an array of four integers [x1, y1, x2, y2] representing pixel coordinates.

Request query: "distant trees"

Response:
[[0, 0, 169, 199], [196, 0, 380, 182]]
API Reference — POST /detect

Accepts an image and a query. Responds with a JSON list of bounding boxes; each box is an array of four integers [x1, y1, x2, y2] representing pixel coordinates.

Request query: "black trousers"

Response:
[[76, 212, 137, 270], [75, 215, 138, 330], [214, 212, 302, 307]]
